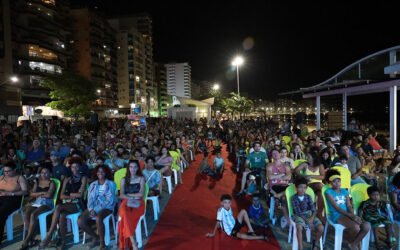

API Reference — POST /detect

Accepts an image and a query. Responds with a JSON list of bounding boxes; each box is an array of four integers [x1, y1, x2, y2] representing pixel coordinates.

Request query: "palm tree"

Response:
[[221, 92, 253, 119]]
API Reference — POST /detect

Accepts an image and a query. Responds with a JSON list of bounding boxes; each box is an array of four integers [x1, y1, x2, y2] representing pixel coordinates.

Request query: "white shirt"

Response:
[[214, 157, 224, 168], [98, 183, 106, 196], [217, 207, 235, 235]]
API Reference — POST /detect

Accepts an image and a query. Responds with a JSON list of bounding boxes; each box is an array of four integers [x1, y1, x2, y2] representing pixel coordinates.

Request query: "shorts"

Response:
[[271, 185, 288, 194], [292, 211, 322, 228], [230, 220, 244, 237]]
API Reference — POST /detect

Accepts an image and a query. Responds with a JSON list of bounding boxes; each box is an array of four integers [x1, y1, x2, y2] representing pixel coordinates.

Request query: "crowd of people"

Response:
[[218, 118, 399, 250], [0, 117, 203, 249], [1, 116, 400, 250]]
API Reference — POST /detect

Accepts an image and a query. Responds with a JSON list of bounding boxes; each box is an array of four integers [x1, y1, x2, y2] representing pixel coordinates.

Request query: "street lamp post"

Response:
[[231, 56, 244, 96]]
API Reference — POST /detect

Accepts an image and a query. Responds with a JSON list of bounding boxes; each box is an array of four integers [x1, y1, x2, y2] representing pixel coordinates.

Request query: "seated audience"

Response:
[[39, 159, 87, 249], [0, 161, 28, 245], [359, 185, 393, 249], [78, 165, 116, 250], [118, 160, 145, 250], [324, 169, 370, 250], [291, 177, 323, 250], [20, 167, 55, 249]]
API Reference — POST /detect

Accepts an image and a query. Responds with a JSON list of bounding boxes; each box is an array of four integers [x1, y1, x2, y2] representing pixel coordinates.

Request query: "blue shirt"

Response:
[[248, 204, 266, 221], [27, 148, 45, 162], [325, 188, 349, 221]]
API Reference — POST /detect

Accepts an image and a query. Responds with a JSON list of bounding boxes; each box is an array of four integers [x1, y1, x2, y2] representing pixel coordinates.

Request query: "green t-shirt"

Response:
[[247, 151, 267, 170]]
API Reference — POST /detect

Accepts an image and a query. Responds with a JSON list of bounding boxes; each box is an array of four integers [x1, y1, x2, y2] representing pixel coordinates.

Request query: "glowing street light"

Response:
[[97, 89, 101, 93], [212, 83, 220, 90], [231, 56, 244, 96], [0, 76, 19, 87]]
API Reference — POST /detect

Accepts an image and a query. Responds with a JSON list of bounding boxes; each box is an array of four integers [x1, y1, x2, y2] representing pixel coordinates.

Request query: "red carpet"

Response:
[[146, 145, 281, 250]]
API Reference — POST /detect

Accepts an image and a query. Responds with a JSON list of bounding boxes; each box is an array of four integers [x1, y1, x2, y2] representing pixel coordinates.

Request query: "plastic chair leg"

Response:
[[361, 229, 370, 250], [147, 196, 159, 220], [292, 222, 298, 250], [6, 214, 14, 241], [38, 214, 48, 240], [269, 197, 276, 224], [323, 223, 328, 244], [66, 212, 81, 244], [306, 228, 311, 242], [103, 214, 112, 246], [173, 169, 178, 185], [333, 226, 344, 250], [135, 217, 143, 248], [190, 150, 194, 161], [288, 222, 293, 243], [143, 215, 148, 237], [163, 175, 172, 194]]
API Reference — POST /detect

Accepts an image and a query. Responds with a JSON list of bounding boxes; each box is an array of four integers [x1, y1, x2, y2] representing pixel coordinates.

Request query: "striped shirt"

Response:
[[217, 207, 235, 235]]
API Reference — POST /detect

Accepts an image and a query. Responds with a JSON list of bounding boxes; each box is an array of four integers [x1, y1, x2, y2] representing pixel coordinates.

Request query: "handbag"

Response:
[[127, 198, 141, 208]]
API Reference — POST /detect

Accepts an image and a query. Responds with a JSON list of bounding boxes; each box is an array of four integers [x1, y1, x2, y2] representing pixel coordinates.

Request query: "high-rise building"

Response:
[[191, 81, 201, 100], [0, 0, 70, 118], [166, 62, 191, 98], [154, 62, 168, 117], [108, 14, 156, 116], [70, 8, 118, 115]]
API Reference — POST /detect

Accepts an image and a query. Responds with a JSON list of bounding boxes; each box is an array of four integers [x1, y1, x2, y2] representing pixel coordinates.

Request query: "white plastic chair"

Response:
[[162, 175, 173, 194], [146, 196, 160, 221], [6, 200, 24, 241], [172, 169, 178, 185], [322, 185, 370, 250], [285, 184, 322, 249], [115, 184, 149, 248], [65, 212, 81, 244], [37, 178, 61, 240], [82, 213, 116, 246]]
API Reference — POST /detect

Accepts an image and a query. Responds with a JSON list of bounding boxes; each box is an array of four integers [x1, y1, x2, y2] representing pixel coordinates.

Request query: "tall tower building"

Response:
[[109, 14, 156, 116], [70, 8, 118, 115], [154, 62, 167, 116], [166, 62, 191, 98], [0, 0, 70, 118]]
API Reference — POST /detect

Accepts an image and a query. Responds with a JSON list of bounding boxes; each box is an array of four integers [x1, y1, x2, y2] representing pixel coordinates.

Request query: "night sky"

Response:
[[77, 0, 400, 99]]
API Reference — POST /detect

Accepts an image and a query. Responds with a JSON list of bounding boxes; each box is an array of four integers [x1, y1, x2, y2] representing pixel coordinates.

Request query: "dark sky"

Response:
[[80, 0, 400, 99]]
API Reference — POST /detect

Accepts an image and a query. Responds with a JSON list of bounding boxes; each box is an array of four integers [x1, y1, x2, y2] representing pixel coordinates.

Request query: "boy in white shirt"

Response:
[[206, 194, 267, 240]]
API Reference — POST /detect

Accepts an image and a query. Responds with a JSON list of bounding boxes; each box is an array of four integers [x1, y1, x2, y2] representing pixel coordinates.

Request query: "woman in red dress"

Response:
[[118, 160, 145, 250]]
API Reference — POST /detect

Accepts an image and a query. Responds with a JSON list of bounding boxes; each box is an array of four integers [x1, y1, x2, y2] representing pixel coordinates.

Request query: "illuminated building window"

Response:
[[42, 0, 55, 5], [29, 61, 62, 73], [28, 44, 58, 61]]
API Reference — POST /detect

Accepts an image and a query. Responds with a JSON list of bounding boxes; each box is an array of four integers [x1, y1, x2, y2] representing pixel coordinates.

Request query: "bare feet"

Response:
[[347, 242, 359, 250]]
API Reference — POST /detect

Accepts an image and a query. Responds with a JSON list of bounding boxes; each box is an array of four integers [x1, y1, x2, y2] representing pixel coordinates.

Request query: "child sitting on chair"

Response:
[[291, 177, 324, 250], [359, 185, 394, 249], [206, 194, 267, 241], [325, 169, 370, 250]]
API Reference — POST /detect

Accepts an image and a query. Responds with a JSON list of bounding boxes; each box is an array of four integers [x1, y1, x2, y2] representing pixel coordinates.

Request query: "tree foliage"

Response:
[[40, 71, 99, 117], [221, 92, 253, 118]]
